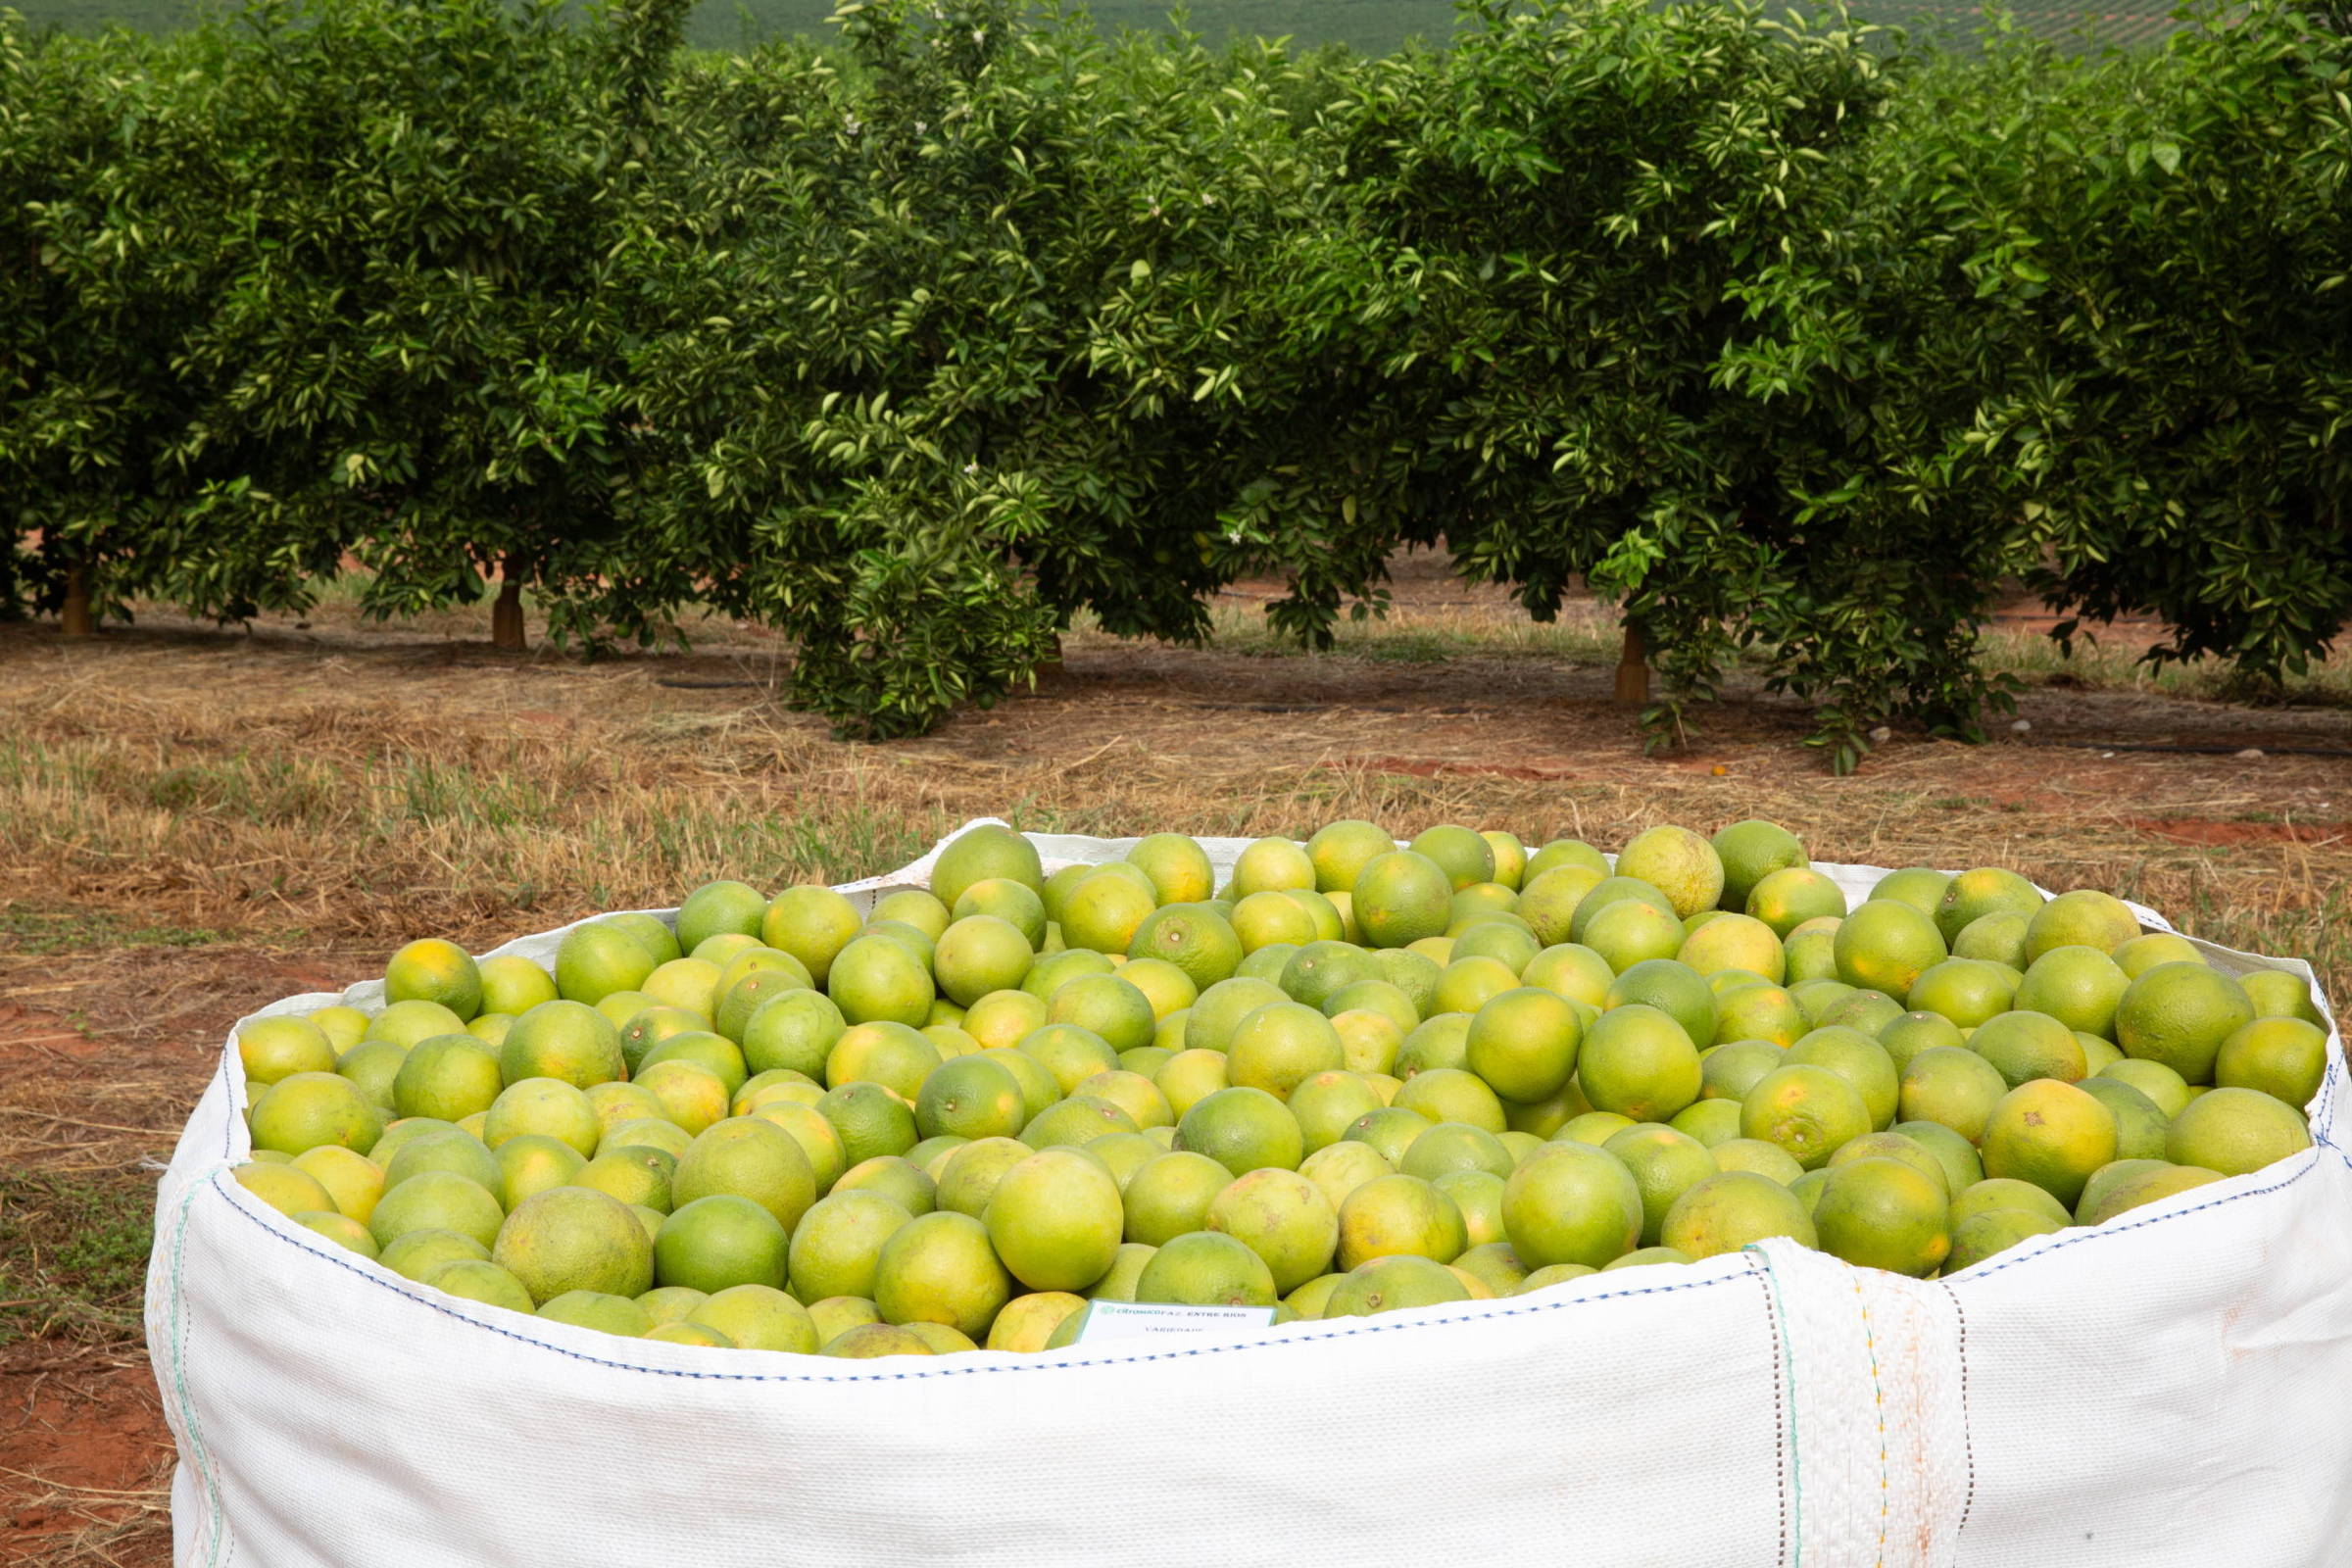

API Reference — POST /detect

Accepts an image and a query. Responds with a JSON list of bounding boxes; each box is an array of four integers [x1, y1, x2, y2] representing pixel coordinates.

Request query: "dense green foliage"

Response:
[[2, 0, 2346, 762]]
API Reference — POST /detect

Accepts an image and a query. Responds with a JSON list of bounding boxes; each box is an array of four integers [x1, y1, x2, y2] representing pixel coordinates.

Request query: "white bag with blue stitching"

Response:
[[147, 823, 2352, 1567]]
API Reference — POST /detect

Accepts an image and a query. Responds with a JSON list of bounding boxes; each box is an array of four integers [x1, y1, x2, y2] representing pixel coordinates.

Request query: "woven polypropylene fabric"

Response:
[[147, 822, 2352, 1567]]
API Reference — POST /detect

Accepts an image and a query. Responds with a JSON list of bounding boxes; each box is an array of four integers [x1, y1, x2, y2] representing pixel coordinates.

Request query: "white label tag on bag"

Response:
[[1071, 1301, 1279, 1344]]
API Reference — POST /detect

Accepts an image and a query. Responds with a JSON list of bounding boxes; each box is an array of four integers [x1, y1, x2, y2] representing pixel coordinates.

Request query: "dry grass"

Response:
[[0, 1467, 172, 1568], [0, 600, 2344, 993]]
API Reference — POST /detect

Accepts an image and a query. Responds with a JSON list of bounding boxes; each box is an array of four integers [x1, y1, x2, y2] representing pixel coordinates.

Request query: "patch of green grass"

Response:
[[0, 905, 228, 955], [1974, 626, 2352, 708], [0, 1172, 154, 1347]]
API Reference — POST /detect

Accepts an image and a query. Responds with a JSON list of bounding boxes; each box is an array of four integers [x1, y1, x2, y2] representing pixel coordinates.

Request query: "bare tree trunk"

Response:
[[60, 564, 95, 639], [491, 554, 527, 652], [1613, 617, 1649, 706]]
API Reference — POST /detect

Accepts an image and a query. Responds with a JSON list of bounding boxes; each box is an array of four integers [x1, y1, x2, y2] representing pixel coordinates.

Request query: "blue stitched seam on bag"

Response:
[[207, 1171, 1761, 1382], [1958, 1152, 2317, 1285]]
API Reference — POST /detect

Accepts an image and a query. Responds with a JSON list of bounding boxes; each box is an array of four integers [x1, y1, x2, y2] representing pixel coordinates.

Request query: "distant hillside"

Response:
[[13, 0, 2179, 54]]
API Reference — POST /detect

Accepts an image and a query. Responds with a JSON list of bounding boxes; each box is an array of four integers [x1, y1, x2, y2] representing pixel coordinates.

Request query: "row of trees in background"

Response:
[[4, 0, 2348, 767]]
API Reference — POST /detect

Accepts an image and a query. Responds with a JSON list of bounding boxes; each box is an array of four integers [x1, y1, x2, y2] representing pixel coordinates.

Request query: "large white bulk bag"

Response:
[[147, 823, 2352, 1567]]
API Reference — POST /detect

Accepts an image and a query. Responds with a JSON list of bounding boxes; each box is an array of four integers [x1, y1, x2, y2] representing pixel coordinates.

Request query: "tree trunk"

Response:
[[491, 555, 527, 652], [1613, 617, 1649, 706], [60, 564, 95, 639], [1031, 632, 1065, 684]]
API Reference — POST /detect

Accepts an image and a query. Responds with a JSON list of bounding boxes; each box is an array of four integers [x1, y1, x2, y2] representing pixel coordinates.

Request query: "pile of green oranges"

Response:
[[227, 819, 2328, 1357]]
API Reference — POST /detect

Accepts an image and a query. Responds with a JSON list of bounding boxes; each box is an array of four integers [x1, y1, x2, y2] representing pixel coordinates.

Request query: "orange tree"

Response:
[[1724, 2, 2352, 764], [156, 0, 689, 650], [619, 1, 1392, 735], [0, 17, 274, 631], [1280, 0, 1903, 759]]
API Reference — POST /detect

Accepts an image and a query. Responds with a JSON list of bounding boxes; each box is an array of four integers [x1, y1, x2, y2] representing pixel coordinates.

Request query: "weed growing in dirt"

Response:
[[0, 1173, 154, 1347], [0, 906, 227, 955]]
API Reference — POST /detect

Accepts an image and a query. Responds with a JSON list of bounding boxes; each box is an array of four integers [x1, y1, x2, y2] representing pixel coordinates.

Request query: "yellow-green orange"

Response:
[[1604, 1123, 1721, 1247], [1662, 1170, 1818, 1258], [425, 1257, 531, 1310], [930, 825, 1045, 911], [291, 1145, 385, 1222], [1133, 1231, 1278, 1306], [984, 1149, 1125, 1292], [1813, 1157, 1950, 1277], [2214, 1016, 2328, 1108], [2242, 968, 2326, 1026], [1746, 868, 1846, 938], [490, 1186, 655, 1303], [1323, 1254, 1472, 1317], [1307, 820, 1395, 895], [368, 1170, 503, 1251], [656, 1194, 791, 1294], [2015, 947, 2130, 1039], [250, 1071, 384, 1156], [554, 923, 660, 1006], [953, 879, 1048, 947], [1575, 1005, 1701, 1123], [873, 1209, 1013, 1341], [233, 1161, 336, 1218], [1870, 867, 1952, 917], [386, 938, 484, 1021], [1392, 1067, 1507, 1134], [2165, 1087, 2313, 1176], [1336, 1173, 1467, 1269], [987, 1291, 1088, 1351], [1225, 1003, 1347, 1100], [1501, 1141, 1642, 1269], [806, 1078, 911, 1166], [1060, 872, 1159, 956], [1279, 1071, 1383, 1161], [1174, 1087, 1304, 1176], [1898, 1047, 2010, 1143], [1678, 914, 1785, 985], [633, 1060, 730, 1137], [913, 1054, 1026, 1144], [1117, 1151, 1229, 1246], [1605, 959, 1719, 1051], [1833, 900, 1946, 1002], [826, 935, 935, 1029], [500, 1002, 624, 1090], [1207, 1167, 1340, 1293], [1970, 1010, 2087, 1090], [1127, 905, 1244, 991], [2116, 962, 2257, 1085], [1125, 833, 1214, 904], [1982, 1081, 2118, 1206], [2024, 889, 2142, 962], [1581, 899, 1686, 973], [1351, 852, 1455, 949], [1614, 824, 1725, 919], [672, 1117, 816, 1231], [932, 916, 1034, 1007], [1934, 867, 2041, 945], [824, 1021, 937, 1101], [1711, 820, 1808, 913], [237, 1016, 337, 1086], [1906, 959, 2018, 1030], [760, 888, 863, 986], [1740, 1064, 1871, 1170], [1951, 911, 2032, 968]]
